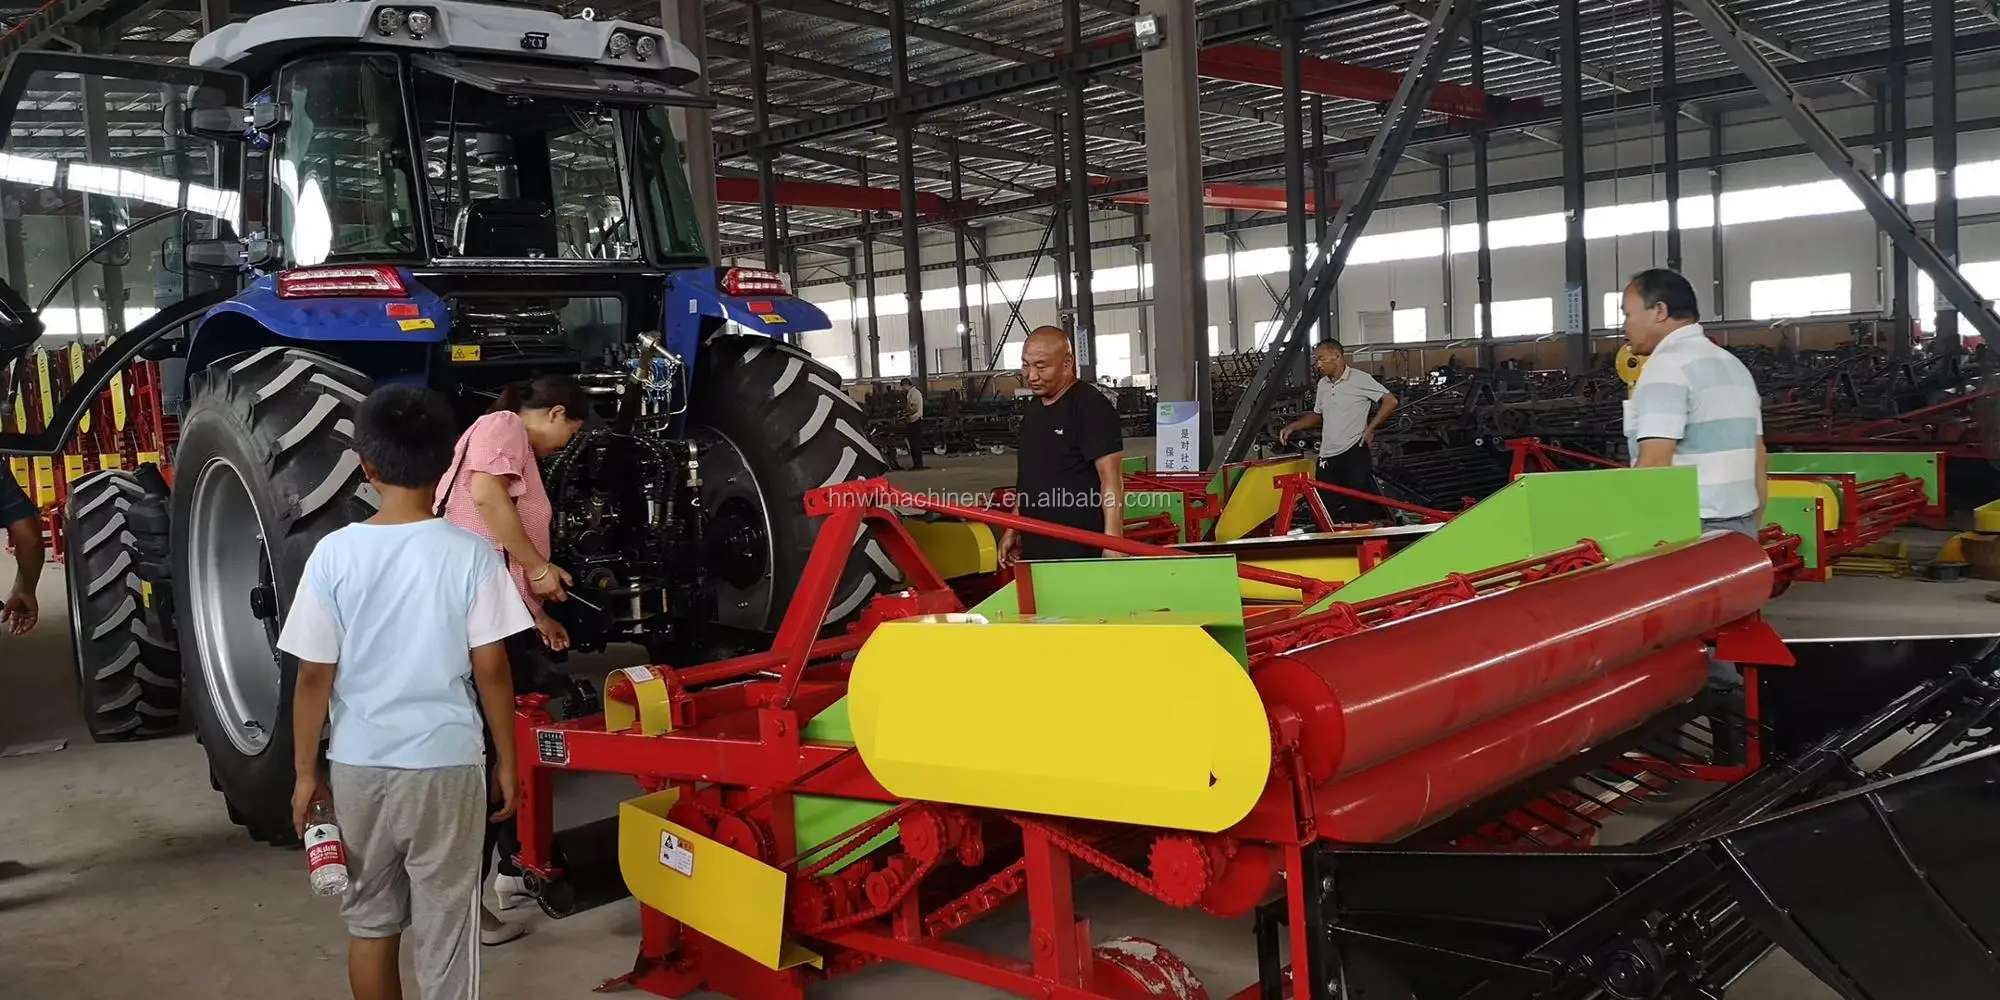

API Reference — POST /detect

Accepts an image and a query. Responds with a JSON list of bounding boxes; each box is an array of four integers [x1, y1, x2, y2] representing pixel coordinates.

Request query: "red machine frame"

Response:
[[511, 478, 1772, 1000]]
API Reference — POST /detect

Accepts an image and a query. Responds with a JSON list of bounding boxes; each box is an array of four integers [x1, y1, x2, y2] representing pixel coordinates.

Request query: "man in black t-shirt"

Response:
[[1000, 326, 1125, 564], [0, 462, 40, 634]]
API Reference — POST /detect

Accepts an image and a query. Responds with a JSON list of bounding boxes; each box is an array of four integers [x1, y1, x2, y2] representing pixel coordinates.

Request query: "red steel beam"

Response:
[[1105, 182, 1324, 213], [1198, 43, 1516, 120], [715, 177, 953, 216]]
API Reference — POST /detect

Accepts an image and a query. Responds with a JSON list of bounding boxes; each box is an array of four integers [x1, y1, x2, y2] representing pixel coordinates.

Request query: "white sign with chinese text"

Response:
[[1156, 401, 1201, 472]]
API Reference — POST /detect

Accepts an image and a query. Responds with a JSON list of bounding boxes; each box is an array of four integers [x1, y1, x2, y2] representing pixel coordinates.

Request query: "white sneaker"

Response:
[[480, 906, 527, 947], [492, 872, 534, 912]]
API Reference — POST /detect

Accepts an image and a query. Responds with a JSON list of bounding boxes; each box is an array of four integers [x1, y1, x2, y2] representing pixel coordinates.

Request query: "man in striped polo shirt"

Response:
[[1620, 268, 1767, 537], [1621, 268, 1767, 740]]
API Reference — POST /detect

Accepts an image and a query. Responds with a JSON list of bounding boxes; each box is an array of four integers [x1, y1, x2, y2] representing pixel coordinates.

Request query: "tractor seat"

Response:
[[453, 198, 557, 258]]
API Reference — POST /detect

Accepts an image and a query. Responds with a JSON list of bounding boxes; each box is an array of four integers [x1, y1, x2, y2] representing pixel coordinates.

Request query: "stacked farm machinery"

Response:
[[507, 451, 1991, 1000]]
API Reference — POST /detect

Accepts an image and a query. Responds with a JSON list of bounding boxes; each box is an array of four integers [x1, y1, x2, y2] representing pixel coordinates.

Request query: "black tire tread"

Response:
[[65, 469, 180, 742], [176, 347, 376, 846]]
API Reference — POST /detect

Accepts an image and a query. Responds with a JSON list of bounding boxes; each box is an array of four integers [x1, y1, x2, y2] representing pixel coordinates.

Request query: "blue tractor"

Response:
[[0, 1, 894, 844]]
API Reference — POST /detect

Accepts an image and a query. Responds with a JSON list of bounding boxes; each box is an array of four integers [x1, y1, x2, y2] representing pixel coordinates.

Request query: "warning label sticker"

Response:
[[659, 831, 695, 877], [536, 729, 569, 767]]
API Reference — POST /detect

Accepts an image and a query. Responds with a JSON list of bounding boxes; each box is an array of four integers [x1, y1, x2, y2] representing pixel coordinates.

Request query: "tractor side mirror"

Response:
[[185, 102, 288, 142], [184, 237, 281, 273]]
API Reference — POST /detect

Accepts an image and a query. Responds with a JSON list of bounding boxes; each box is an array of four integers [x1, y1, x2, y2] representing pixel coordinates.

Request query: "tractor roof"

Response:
[[189, 0, 700, 84]]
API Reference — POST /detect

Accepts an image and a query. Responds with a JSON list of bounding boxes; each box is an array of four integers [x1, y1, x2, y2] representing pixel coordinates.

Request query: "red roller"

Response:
[[1315, 643, 1709, 843], [1253, 532, 1770, 785]]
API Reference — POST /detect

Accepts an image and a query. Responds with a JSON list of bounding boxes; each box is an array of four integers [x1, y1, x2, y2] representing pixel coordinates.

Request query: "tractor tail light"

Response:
[[720, 267, 789, 297], [277, 265, 408, 299]]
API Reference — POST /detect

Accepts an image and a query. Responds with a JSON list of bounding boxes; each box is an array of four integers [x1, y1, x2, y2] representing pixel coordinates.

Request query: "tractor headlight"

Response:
[[607, 30, 633, 56], [374, 6, 405, 35], [635, 34, 658, 59], [405, 9, 432, 37]]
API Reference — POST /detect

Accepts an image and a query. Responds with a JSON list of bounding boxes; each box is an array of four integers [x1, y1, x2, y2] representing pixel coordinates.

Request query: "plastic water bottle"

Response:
[[304, 800, 351, 897]]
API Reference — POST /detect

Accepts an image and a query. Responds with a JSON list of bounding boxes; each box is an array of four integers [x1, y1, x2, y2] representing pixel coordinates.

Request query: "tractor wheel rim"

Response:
[[186, 456, 281, 756], [689, 426, 775, 630]]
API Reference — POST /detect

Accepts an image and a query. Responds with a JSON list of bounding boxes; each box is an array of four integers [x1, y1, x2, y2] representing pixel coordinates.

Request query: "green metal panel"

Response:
[[1122, 454, 1150, 475], [1314, 468, 1703, 610], [1767, 452, 1943, 508], [798, 701, 896, 872], [966, 557, 1246, 665], [1762, 496, 1823, 570]]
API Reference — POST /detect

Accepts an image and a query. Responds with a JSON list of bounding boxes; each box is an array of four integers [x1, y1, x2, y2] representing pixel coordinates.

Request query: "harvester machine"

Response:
[[514, 463, 2000, 1000]]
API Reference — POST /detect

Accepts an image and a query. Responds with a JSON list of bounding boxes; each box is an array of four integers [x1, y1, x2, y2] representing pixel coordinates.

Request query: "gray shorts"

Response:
[[330, 763, 486, 999]]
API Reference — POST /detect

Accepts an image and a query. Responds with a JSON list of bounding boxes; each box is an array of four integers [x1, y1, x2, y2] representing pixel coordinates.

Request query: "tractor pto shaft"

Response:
[[1253, 531, 1772, 785]]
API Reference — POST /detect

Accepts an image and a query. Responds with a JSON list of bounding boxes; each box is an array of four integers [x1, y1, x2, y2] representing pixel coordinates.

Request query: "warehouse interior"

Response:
[[3, 0, 2000, 999]]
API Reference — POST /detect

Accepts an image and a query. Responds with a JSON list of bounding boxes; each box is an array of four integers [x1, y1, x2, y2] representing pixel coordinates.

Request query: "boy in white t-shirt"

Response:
[[279, 384, 533, 1000]]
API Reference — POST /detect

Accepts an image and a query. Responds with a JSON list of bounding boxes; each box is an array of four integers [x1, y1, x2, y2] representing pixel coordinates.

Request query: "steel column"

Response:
[[1066, 0, 1098, 381], [1283, 17, 1307, 303], [748, 2, 780, 270], [1053, 126, 1075, 327], [1144, 0, 1212, 460], [1559, 0, 1589, 372], [1662, 0, 1683, 272], [1471, 7, 1494, 366], [1438, 160, 1453, 336], [1218, 0, 1469, 464], [1709, 118, 1725, 316], [890, 0, 928, 384], [668, 0, 718, 258], [200, 0, 229, 33], [952, 145, 973, 372], [848, 267, 866, 369], [1312, 94, 1335, 339], [1888, 0, 1911, 356], [1933, 0, 1960, 354], [860, 158, 882, 378], [1226, 212, 1242, 352], [1677, 0, 2000, 341]]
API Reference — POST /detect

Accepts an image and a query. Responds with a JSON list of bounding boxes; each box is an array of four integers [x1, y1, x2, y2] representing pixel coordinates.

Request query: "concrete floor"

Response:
[[1, 448, 1939, 999]]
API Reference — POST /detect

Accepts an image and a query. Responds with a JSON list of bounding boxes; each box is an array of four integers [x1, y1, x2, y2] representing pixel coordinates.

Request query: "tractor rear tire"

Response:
[[173, 347, 376, 846], [64, 468, 181, 742], [689, 335, 898, 633]]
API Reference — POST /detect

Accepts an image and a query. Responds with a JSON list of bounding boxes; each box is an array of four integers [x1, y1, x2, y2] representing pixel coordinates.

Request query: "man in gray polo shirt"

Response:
[[1277, 340, 1399, 523]]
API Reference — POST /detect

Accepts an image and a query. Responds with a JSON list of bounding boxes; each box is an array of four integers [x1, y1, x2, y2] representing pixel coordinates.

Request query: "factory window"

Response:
[[821, 355, 858, 380], [1915, 261, 2000, 332], [1471, 298, 1554, 339], [1208, 325, 1224, 355], [1603, 291, 1627, 329], [1096, 333, 1133, 380], [1000, 341, 1024, 371], [879, 351, 912, 377], [1392, 307, 1428, 344], [1749, 273, 1852, 320]]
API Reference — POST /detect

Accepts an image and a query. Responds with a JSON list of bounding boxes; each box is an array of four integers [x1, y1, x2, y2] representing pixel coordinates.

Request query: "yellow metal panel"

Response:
[[1976, 499, 2000, 535], [848, 620, 1272, 832], [71, 345, 88, 434], [618, 788, 818, 971], [1768, 479, 1839, 532], [603, 666, 673, 736], [1214, 457, 1314, 542], [110, 372, 126, 431], [62, 455, 85, 482], [136, 451, 160, 469], [98, 454, 121, 472], [30, 457, 54, 506], [1237, 552, 1362, 601], [902, 520, 996, 579], [35, 351, 53, 423], [6, 459, 26, 495]]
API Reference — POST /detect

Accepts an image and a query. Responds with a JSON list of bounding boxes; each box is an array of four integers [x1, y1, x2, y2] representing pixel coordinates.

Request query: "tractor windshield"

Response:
[[410, 59, 705, 263]]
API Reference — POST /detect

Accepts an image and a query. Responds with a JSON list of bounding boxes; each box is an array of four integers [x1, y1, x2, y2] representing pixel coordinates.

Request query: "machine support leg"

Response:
[[1216, 0, 1469, 465], [1024, 826, 1088, 987], [1676, 0, 2000, 341]]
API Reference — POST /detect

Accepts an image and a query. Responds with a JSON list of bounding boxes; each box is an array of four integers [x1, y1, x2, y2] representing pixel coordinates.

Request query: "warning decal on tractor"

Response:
[[536, 729, 569, 766], [658, 831, 695, 877], [451, 345, 482, 362], [398, 318, 435, 332]]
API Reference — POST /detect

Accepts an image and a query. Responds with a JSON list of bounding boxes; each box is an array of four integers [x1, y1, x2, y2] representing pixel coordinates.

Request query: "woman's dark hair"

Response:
[[490, 374, 589, 417]]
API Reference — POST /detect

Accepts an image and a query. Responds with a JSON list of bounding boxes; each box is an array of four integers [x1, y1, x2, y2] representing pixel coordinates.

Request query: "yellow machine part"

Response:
[[1615, 344, 1646, 394], [604, 666, 674, 736], [619, 788, 822, 971], [1214, 457, 1315, 542], [1236, 550, 1363, 601], [847, 618, 1273, 833], [1768, 478, 1841, 532], [1976, 498, 2000, 535], [902, 519, 996, 579]]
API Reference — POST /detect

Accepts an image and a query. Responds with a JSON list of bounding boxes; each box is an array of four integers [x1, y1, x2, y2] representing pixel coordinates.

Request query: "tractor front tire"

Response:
[[172, 347, 376, 845], [65, 468, 181, 741], [690, 335, 898, 633]]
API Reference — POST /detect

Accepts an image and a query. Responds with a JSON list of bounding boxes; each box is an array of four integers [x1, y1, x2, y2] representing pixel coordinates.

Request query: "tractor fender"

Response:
[[660, 269, 830, 376], [186, 270, 450, 388]]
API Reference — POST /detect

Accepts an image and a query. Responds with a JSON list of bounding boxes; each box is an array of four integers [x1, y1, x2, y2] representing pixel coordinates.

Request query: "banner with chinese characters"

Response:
[[1156, 401, 1200, 471]]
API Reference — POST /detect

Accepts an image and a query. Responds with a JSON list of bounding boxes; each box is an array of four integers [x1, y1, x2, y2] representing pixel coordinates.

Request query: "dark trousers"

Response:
[[482, 630, 567, 881], [904, 420, 926, 468], [1315, 446, 1382, 524]]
